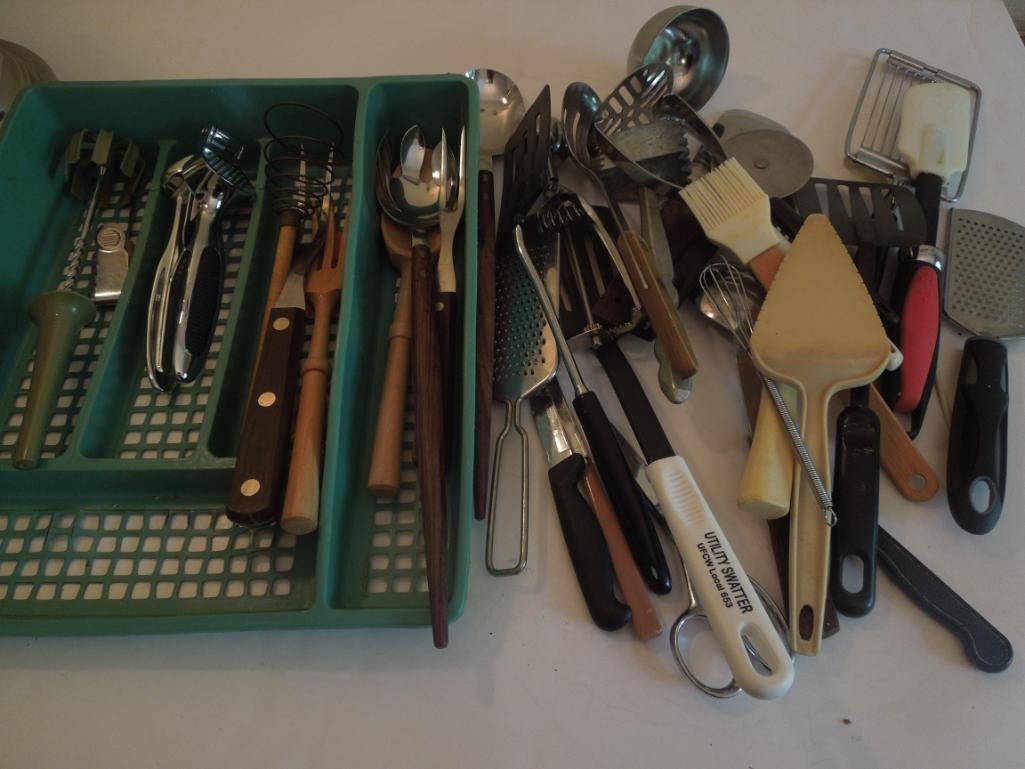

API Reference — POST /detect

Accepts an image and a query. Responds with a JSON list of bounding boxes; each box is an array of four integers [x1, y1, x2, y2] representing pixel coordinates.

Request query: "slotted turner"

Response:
[[486, 218, 559, 575], [751, 214, 891, 655]]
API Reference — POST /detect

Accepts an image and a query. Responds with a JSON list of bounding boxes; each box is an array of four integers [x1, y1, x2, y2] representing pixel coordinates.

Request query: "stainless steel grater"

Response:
[[845, 48, 981, 202], [945, 209, 1025, 339], [486, 221, 560, 575]]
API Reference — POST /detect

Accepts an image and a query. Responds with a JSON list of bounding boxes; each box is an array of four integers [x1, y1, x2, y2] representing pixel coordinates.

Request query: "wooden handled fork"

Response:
[[281, 202, 346, 534]]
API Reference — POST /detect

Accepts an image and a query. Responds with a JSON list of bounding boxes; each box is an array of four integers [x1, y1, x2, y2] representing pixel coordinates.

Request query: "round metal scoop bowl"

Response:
[[627, 6, 729, 109]]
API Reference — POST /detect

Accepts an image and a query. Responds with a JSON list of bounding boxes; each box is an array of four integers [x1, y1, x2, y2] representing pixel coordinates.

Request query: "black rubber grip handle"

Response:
[[830, 392, 881, 617], [595, 341, 673, 463], [549, 453, 631, 631], [877, 526, 1013, 672], [184, 244, 223, 360], [573, 390, 672, 594], [915, 171, 944, 246], [947, 337, 1008, 535]]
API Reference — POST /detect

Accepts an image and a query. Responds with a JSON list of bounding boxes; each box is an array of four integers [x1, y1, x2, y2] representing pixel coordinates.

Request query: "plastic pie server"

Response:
[[750, 214, 891, 656]]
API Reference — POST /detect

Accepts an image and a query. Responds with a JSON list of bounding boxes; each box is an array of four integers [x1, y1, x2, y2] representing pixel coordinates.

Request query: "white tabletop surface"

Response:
[[2, 1, 1024, 767]]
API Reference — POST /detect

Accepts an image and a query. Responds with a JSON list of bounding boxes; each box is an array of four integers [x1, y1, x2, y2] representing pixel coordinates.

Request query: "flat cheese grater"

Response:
[[944, 209, 1023, 535], [946, 209, 1025, 339], [845, 48, 981, 203], [485, 218, 560, 575]]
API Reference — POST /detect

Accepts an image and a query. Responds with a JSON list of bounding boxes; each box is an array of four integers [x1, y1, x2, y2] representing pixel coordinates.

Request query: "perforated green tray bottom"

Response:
[[0, 75, 478, 633]]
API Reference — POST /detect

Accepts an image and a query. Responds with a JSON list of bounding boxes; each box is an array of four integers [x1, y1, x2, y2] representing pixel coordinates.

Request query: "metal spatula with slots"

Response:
[[750, 214, 891, 655]]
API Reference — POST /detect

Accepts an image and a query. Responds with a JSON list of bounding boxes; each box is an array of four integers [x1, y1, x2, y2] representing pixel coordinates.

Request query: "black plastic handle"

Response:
[[915, 171, 944, 246], [947, 337, 1008, 535], [830, 389, 881, 617], [573, 390, 672, 594], [594, 341, 673, 463], [183, 244, 223, 363], [770, 197, 803, 240], [877, 526, 1013, 672], [549, 453, 631, 631]]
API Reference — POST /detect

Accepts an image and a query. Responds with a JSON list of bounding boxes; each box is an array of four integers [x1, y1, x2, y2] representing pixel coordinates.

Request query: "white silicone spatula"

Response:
[[897, 82, 971, 241]]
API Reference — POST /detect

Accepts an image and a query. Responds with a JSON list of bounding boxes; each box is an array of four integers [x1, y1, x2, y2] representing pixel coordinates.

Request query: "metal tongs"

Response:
[[146, 127, 252, 391]]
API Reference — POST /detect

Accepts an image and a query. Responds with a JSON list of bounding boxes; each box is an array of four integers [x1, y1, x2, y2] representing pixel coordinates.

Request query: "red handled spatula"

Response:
[[893, 83, 971, 428]]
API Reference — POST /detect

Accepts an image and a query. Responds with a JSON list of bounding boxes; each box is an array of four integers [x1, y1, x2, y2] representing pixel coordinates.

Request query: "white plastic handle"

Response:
[[647, 455, 795, 700]]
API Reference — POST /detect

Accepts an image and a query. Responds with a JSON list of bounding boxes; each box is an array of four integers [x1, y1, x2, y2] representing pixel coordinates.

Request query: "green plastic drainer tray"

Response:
[[0, 76, 478, 633]]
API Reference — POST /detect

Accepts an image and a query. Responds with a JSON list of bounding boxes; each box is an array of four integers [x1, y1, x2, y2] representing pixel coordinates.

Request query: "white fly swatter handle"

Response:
[[647, 455, 795, 700]]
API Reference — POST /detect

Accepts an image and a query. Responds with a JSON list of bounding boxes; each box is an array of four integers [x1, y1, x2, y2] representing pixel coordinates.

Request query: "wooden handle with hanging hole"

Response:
[[616, 230, 698, 380], [580, 463, 662, 640], [867, 384, 940, 501]]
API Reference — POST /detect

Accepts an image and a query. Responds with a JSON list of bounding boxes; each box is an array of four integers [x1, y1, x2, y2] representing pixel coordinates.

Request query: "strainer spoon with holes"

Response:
[[485, 220, 559, 576]]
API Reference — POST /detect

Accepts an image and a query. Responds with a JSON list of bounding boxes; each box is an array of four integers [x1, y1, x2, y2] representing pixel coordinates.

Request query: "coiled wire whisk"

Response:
[[262, 102, 344, 220], [699, 261, 836, 526]]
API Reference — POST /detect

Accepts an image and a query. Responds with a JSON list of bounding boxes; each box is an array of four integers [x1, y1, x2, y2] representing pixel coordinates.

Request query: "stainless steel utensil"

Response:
[[945, 210, 1025, 341], [91, 223, 132, 305], [721, 129, 813, 199], [514, 222, 672, 595], [486, 221, 559, 576], [564, 75, 700, 385], [146, 154, 209, 391], [171, 128, 251, 384], [713, 109, 789, 142], [435, 127, 467, 420], [943, 209, 1023, 535], [626, 6, 729, 108]]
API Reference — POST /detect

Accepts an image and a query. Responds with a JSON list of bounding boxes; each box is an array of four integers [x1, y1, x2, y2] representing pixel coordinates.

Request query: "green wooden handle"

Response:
[[14, 290, 97, 469]]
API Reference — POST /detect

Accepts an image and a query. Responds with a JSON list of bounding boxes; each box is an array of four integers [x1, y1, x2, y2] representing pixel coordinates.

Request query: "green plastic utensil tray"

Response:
[[0, 76, 478, 634]]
